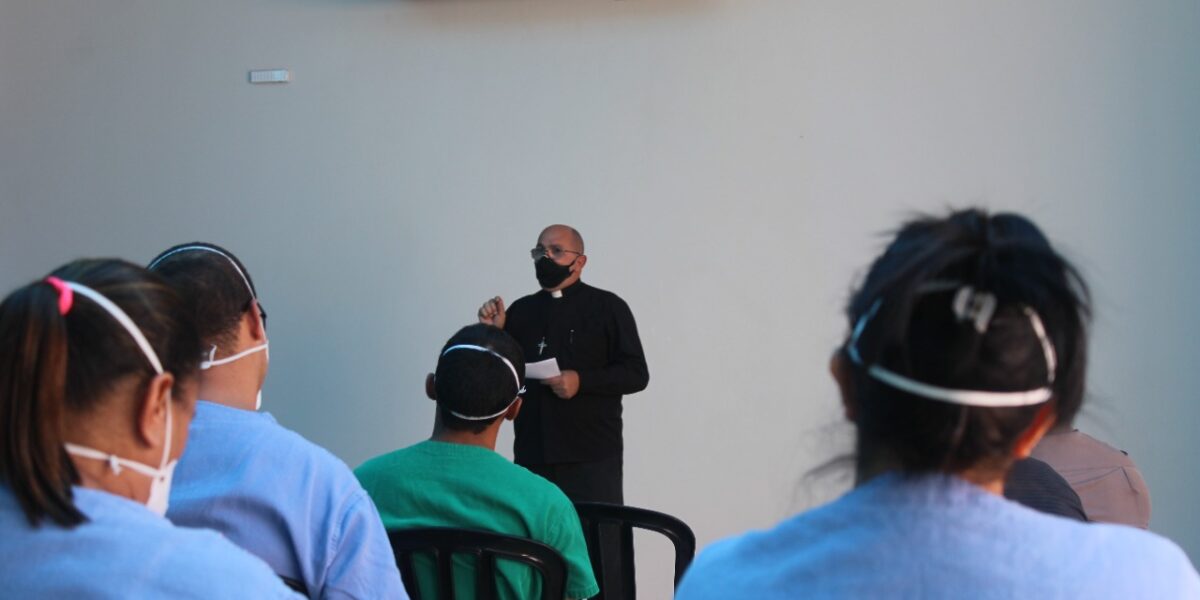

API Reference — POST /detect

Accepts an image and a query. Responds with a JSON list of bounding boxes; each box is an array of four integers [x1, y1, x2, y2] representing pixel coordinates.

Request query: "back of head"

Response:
[[845, 209, 1090, 476], [147, 242, 258, 350], [435, 324, 526, 434], [0, 259, 201, 527]]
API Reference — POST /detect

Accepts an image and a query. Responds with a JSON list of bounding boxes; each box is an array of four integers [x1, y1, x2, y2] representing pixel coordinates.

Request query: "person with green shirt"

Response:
[[356, 324, 599, 600]]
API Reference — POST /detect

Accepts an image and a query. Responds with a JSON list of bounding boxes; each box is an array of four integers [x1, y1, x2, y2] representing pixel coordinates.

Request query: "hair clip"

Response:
[[44, 276, 74, 315], [952, 286, 998, 333]]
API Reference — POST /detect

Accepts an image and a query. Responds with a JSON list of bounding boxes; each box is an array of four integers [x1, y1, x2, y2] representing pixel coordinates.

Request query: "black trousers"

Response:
[[523, 454, 624, 504]]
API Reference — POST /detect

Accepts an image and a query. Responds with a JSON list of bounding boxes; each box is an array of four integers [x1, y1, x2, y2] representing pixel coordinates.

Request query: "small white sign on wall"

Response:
[[248, 69, 290, 84]]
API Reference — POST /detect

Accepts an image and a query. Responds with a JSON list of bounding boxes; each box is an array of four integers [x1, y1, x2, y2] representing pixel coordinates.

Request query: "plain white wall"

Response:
[[3, 0, 1198, 596]]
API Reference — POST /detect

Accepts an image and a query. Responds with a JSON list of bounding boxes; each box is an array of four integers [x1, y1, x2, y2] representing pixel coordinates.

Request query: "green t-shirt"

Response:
[[356, 440, 599, 600]]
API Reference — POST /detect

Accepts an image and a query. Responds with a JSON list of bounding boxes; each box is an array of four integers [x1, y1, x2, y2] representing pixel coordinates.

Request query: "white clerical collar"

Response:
[[550, 290, 564, 299]]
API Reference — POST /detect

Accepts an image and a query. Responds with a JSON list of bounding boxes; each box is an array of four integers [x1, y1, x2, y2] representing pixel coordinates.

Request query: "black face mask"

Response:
[[535, 256, 574, 289]]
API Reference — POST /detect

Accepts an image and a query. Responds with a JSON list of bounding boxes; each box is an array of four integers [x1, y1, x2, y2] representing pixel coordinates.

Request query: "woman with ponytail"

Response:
[[677, 209, 1200, 599], [0, 259, 299, 598]]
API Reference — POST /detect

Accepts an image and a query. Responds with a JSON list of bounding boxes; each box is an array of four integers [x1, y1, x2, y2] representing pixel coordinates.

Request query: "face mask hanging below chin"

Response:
[[64, 397, 178, 517]]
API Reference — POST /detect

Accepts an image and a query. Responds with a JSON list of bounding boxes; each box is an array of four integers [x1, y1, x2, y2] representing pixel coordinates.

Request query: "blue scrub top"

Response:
[[677, 473, 1200, 599], [0, 484, 300, 599], [168, 400, 406, 599]]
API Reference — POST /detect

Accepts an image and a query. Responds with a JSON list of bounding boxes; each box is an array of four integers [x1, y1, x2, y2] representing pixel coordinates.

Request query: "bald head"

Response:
[[540, 225, 584, 254]]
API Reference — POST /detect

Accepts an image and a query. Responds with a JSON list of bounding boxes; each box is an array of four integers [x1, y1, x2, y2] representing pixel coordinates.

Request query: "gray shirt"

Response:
[[1032, 429, 1151, 529]]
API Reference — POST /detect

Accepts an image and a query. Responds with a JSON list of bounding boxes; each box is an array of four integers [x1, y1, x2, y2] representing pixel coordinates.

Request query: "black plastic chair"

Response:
[[573, 502, 697, 600], [387, 527, 567, 600], [278, 574, 308, 596]]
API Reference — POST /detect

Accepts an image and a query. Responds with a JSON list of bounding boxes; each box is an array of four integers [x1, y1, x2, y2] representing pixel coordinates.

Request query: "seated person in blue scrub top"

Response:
[[356, 324, 599, 600], [148, 243, 405, 600], [676, 209, 1200, 599], [0, 259, 299, 598]]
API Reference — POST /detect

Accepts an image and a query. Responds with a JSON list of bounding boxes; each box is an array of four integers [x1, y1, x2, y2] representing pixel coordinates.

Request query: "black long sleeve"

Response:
[[576, 293, 649, 396]]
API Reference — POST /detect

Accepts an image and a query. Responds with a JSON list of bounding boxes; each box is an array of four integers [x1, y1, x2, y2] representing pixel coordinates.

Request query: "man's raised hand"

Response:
[[477, 296, 506, 329]]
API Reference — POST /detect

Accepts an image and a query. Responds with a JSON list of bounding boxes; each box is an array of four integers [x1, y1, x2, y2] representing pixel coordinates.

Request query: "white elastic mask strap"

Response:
[[441, 344, 525, 396], [447, 397, 520, 421], [1024, 306, 1057, 384], [149, 245, 255, 300], [846, 289, 1057, 408], [439, 344, 526, 420], [200, 342, 269, 370], [64, 444, 160, 478], [63, 282, 163, 374], [864, 365, 1053, 407], [64, 396, 174, 476]]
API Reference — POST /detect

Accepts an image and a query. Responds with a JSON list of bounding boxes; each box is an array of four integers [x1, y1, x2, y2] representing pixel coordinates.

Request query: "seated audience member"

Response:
[[355, 324, 599, 600], [0, 259, 299, 598], [1032, 428, 1150, 528], [1004, 457, 1087, 521], [676, 210, 1200, 599], [148, 243, 405, 599], [979, 205, 1151, 528]]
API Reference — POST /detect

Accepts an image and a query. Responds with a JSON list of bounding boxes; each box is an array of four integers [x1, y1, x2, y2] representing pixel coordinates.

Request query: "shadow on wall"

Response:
[[286, 0, 720, 27]]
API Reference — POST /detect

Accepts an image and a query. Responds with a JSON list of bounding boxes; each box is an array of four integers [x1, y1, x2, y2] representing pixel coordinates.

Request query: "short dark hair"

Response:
[[0, 259, 201, 527], [147, 242, 259, 350], [435, 324, 526, 433], [845, 209, 1090, 476]]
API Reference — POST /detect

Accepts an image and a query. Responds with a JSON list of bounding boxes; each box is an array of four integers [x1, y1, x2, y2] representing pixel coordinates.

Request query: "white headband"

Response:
[[62, 281, 164, 375], [846, 285, 1057, 408], [439, 344, 526, 421], [149, 245, 256, 300]]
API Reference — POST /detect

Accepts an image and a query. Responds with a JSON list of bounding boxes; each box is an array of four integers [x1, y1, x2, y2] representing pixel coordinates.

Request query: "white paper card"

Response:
[[526, 358, 561, 380]]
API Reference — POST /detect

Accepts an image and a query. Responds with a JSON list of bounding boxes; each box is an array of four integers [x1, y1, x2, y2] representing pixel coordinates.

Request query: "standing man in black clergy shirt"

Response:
[[477, 224, 649, 503]]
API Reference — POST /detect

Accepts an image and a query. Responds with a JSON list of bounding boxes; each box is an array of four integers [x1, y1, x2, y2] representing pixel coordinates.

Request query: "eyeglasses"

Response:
[[530, 245, 583, 261]]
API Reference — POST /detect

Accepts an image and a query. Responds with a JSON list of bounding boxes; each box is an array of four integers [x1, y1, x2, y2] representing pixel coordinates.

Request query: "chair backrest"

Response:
[[278, 574, 308, 596], [573, 502, 697, 600], [387, 527, 567, 600]]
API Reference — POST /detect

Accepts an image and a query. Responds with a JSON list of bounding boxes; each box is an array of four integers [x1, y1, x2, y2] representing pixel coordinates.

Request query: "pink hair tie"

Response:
[[44, 276, 74, 315]]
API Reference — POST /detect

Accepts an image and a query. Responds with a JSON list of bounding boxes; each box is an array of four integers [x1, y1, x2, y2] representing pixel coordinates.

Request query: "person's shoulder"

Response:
[[1072, 431, 1139, 464], [252, 413, 354, 470], [579, 282, 621, 300], [213, 411, 369, 502], [1038, 430, 1138, 467], [507, 291, 543, 311], [677, 528, 785, 600], [74, 492, 295, 597], [692, 503, 837, 567], [355, 443, 427, 480], [1073, 521, 1193, 564], [1021, 515, 1199, 595], [681, 485, 887, 591], [580, 283, 636, 313]]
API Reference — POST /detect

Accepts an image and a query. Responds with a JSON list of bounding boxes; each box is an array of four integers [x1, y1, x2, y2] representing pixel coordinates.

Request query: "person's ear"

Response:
[[1012, 404, 1056, 459], [830, 350, 857, 422], [425, 373, 437, 401], [505, 397, 523, 421], [136, 373, 176, 449], [245, 300, 266, 343], [574, 255, 587, 272]]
